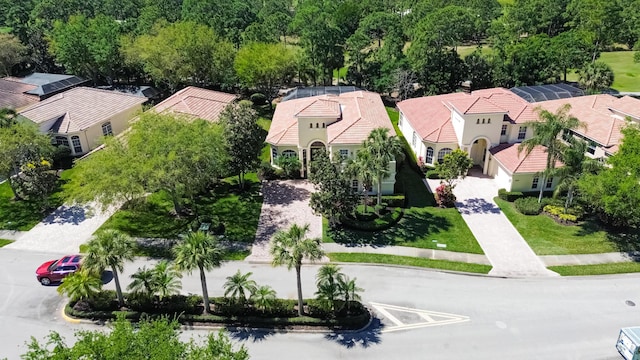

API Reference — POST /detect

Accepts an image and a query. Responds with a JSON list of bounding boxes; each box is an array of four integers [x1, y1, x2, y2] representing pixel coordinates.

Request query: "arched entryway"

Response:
[[469, 138, 489, 174], [310, 141, 326, 162], [303, 141, 326, 178]]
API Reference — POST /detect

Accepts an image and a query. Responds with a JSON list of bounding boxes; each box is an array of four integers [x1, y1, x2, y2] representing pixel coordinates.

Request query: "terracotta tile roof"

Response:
[[19, 87, 147, 133], [397, 88, 537, 144], [0, 78, 39, 110], [267, 91, 395, 146], [152, 86, 237, 122], [536, 94, 640, 149], [490, 143, 560, 174]]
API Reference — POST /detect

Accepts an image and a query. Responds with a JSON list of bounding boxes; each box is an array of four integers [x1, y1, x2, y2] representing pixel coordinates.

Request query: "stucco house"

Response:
[[17, 87, 147, 156], [397, 88, 556, 192], [152, 86, 237, 121], [266, 91, 397, 194], [397, 87, 640, 193]]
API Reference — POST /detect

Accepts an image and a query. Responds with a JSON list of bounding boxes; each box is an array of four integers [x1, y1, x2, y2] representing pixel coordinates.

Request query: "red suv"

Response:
[[36, 254, 82, 285]]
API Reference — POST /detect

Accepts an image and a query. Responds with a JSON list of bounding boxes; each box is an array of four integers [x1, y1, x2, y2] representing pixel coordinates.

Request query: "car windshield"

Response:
[[47, 260, 60, 271]]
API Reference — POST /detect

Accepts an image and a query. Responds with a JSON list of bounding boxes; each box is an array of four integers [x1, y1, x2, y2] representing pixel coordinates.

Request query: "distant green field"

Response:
[[456, 45, 493, 59], [0, 27, 11, 34], [567, 51, 640, 92], [498, 0, 514, 5]]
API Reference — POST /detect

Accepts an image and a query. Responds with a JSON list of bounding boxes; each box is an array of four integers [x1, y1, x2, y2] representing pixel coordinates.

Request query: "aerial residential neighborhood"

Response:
[[1, 0, 640, 359]]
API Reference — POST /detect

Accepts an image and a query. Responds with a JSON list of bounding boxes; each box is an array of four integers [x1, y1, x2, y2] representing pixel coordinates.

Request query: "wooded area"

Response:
[[0, 0, 637, 96]]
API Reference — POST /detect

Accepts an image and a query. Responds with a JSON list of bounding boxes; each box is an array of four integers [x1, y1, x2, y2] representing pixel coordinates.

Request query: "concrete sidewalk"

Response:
[[425, 169, 558, 277], [0, 230, 27, 241]]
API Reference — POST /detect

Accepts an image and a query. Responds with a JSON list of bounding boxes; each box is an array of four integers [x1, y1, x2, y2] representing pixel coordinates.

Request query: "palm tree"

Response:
[[362, 128, 404, 207], [84, 229, 136, 308], [173, 231, 224, 314], [518, 104, 585, 203], [315, 264, 344, 313], [250, 285, 277, 313], [346, 150, 376, 214], [57, 270, 103, 303], [270, 223, 324, 316], [551, 138, 602, 211], [223, 270, 257, 304], [578, 61, 614, 94], [152, 260, 182, 301], [128, 266, 156, 299], [338, 276, 363, 313]]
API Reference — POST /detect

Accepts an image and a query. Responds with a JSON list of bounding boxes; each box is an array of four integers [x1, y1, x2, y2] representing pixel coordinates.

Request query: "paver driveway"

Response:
[[426, 168, 558, 277], [246, 180, 325, 262]]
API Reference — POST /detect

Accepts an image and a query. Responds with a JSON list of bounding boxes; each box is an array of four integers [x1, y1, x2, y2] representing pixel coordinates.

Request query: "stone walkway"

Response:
[[245, 180, 326, 263], [5, 202, 118, 254], [425, 169, 558, 277]]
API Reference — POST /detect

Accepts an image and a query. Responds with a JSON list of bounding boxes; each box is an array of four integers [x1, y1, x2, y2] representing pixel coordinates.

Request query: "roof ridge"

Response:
[[20, 93, 65, 113], [70, 86, 148, 99], [604, 116, 618, 146]]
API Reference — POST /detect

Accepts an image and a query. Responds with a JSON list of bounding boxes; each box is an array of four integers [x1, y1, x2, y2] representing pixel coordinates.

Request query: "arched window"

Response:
[[282, 150, 297, 158], [437, 148, 452, 163], [425, 147, 434, 164], [316, 123, 319, 128], [309, 123, 313, 128], [101, 122, 113, 136], [55, 136, 69, 147], [71, 136, 82, 154]]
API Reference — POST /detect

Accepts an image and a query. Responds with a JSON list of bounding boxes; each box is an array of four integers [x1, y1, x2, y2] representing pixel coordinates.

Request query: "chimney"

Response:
[[460, 80, 472, 94]]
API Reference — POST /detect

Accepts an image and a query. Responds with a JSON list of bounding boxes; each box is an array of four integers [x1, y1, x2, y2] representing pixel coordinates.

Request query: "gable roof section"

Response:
[[490, 143, 559, 174], [397, 88, 537, 144], [19, 87, 147, 133], [152, 86, 237, 122], [0, 78, 39, 110], [267, 91, 395, 146], [536, 94, 640, 150]]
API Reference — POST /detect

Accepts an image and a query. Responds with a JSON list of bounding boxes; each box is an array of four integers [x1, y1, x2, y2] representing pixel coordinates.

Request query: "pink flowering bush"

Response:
[[434, 184, 456, 208]]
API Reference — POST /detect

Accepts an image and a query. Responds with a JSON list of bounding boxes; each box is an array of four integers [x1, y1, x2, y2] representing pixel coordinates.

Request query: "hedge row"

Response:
[[341, 207, 404, 231]]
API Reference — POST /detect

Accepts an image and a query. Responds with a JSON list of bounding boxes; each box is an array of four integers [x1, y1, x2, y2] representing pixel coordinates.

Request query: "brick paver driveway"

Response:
[[246, 180, 323, 262]]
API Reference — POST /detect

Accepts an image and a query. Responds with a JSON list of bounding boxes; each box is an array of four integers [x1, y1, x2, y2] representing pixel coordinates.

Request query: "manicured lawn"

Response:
[[0, 180, 65, 231], [0, 239, 14, 247], [100, 176, 263, 242], [456, 45, 493, 59], [325, 165, 483, 254], [566, 51, 640, 92], [549, 263, 640, 276], [257, 117, 272, 163], [495, 197, 640, 255], [333, 66, 348, 84], [387, 107, 419, 165], [329, 253, 492, 274]]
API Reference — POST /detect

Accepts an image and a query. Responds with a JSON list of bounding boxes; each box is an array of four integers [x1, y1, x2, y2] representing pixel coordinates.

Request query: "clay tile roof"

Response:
[[267, 91, 395, 146], [397, 88, 537, 144], [0, 78, 39, 110], [18, 87, 147, 133], [490, 143, 560, 174], [152, 86, 237, 122], [536, 94, 639, 149], [448, 97, 506, 114], [610, 96, 640, 119]]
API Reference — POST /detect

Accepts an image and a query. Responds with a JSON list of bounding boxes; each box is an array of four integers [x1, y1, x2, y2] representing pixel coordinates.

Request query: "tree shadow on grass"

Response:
[[104, 198, 189, 238], [606, 228, 640, 254], [324, 316, 384, 348], [227, 327, 277, 342], [328, 210, 452, 248]]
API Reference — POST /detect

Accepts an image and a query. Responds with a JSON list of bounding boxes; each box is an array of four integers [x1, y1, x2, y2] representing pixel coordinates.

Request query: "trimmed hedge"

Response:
[[514, 197, 542, 215], [65, 294, 370, 330], [426, 169, 441, 179], [341, 207, 403, 231], [381, 194, 406, 208], [498, 188, 524, 202]]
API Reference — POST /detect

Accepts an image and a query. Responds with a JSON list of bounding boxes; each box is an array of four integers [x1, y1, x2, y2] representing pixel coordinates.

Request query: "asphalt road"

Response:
[[0, 248, 636, 360]]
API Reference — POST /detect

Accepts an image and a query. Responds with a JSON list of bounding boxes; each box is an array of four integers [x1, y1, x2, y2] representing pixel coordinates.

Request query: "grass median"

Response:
[[328, 253, 492, 274], [549, 262, 640, 276]]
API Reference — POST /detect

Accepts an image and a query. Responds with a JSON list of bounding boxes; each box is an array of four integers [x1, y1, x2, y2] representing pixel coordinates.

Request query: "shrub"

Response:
[[426, 169, 441, 179], [341, 207, 403, 231], [559, 213, 578, 222], [257, 161, 277, 180], [249, 93, 268, 105], [435, 184, 456, 207], [514, 197, 542, 215], [498, 188, 524, 202], [381, 194, 406, 208], [543, 205, 582, 223], [275, 156, 301, 179]]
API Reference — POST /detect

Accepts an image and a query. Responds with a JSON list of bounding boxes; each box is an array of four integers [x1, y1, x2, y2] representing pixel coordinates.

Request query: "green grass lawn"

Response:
[[0, 239, 14, 247], [0, 27, 11, 33], [387, 107, 419, 165], [257, 117, 272, 163], [495, 197, 640, 255], [329, 253, 492, 274], [100, 176, 263, 242], [456, 45, 493, 59], [333, 66, 348, 84], [325, 165, 482, 253], [549, 262, 640, 276], [565, 51, 640, 92]]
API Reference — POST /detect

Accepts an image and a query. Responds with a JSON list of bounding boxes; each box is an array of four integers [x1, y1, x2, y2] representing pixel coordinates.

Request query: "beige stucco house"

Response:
[[17, 87, 147, 156], [266, 91, 397, 194], [398, 88, 554, 192], [397, 87, 640, 193]]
